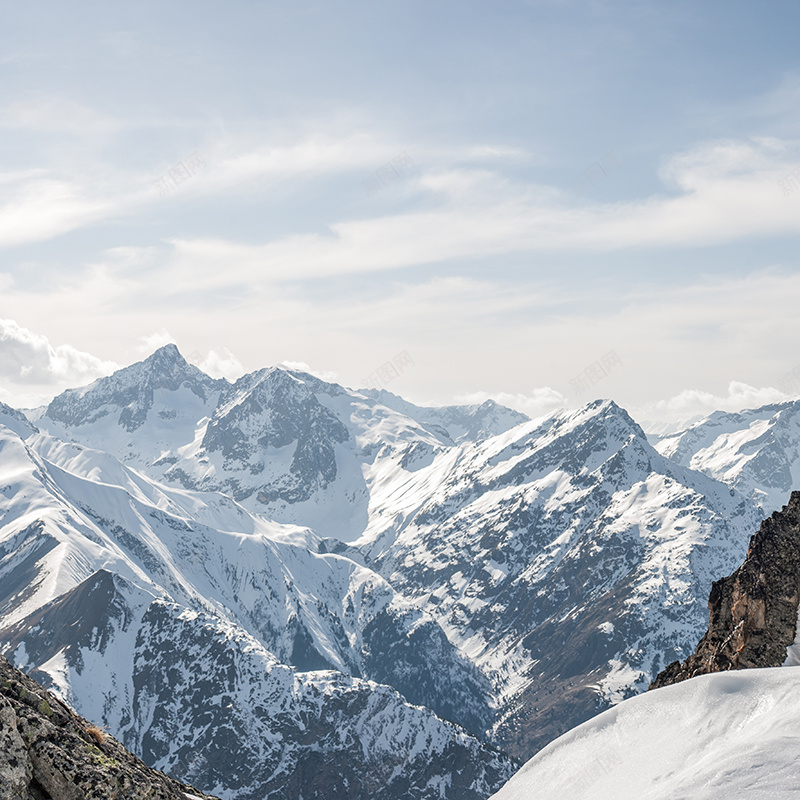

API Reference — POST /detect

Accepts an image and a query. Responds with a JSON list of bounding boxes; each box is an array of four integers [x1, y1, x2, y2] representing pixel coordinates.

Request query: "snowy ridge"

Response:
[[359, 389, 530, 444], [0, 400, 37, 440], [656, 398, 800, 515]]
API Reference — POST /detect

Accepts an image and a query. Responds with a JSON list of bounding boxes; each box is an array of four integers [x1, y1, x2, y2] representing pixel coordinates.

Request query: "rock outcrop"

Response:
[[0, 653, 217, 800], [650, 490, 800, 689]]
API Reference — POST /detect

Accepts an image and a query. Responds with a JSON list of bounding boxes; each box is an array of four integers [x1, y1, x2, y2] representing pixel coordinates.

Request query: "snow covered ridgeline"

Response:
[[491, 668, 800, 800], [28, 345, 770, 761], [654, 398, 800, 516]]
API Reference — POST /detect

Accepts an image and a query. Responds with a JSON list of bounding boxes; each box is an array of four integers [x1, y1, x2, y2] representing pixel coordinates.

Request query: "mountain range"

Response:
[[2, 344, 798, 798]]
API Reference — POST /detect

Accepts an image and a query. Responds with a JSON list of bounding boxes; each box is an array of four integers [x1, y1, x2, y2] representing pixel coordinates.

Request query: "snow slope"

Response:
[[491, 667, 800, 800]]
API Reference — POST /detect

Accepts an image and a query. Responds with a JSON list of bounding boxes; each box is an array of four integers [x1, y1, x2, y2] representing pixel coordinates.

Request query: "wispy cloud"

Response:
[[0, 95, 121, 136], [135, 329, 177, 354], [118, 136, 800, 291], [4, 103, 799, 268], [639, 380, 790, 420], [0, 175, 124, 248], [193, 348, 245, 381]]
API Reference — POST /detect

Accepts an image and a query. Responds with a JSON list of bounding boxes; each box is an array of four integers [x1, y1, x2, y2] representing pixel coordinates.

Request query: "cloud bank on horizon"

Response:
[[2, 0, 800, 420], [0, 317, 794, 431]]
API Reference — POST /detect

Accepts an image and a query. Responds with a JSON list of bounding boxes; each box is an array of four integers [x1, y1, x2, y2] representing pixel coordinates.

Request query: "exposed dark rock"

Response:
[[650, 490, 800, 690], [0, 652, 218, 800]]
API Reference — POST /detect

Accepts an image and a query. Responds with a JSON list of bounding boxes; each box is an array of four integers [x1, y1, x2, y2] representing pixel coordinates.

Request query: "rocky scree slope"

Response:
[[0, 652, 216, 800], [651, 490, 800, 689]]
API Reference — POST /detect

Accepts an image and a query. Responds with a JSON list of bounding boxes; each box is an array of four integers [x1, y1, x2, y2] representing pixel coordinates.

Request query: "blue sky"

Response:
[[3, 0, 800, 426]]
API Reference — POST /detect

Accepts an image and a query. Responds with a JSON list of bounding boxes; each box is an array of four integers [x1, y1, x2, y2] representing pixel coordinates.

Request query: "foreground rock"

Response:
[[651, 491, 800, 689], [0, 653, 217, 800]]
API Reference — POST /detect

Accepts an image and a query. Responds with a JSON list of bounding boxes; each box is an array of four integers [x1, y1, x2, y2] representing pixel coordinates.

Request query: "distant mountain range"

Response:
[[2, 344, 797, 798]]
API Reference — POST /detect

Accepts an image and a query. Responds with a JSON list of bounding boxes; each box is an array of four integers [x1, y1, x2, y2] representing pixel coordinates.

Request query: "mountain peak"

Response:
[[139, 343, 201, 381], [144, 342, 183, 364], [45, 344, 221, 432], [581, 398, 646, 437]]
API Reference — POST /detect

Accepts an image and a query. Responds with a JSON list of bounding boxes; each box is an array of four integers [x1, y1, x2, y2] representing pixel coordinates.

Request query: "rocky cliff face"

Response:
[[0, 653, 216, 800], [650, 491, 800, 690]]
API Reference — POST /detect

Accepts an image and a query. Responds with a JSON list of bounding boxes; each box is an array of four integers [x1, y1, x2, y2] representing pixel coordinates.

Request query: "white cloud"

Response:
[[0, 176, 123, 249], [203, 131, 532, 196], [0, 318, 118, 405], [280, 361, 338, 382], [455, 387, 569, 420], [634, 381, 791, 429], [140, 136, 800, 290], [0, 96, 120, 136], [211, 132, 387, 187], [135, 329, 177, 354], [195, 348, 246, 381], [3, 120, 798, 268]]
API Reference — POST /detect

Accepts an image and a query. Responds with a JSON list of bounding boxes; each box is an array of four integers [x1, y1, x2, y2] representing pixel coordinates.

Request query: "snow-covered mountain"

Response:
[[655, 399, 800, 515], [355, 398, 762, 755], [0, 421, 512, 799], [4, 344, 788, 795], [40, 346, 526, 541]]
